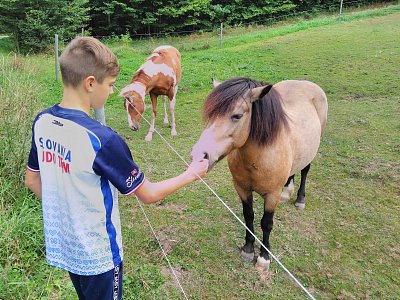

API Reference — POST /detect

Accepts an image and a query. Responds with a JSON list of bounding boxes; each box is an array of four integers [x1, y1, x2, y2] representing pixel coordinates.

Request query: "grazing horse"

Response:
[[120, 45, 181, 141], [191, 77, 328, 271]]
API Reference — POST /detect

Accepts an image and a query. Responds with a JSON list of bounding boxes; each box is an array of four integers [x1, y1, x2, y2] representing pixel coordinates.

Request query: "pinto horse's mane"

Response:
[[203, 77, 288, 146]]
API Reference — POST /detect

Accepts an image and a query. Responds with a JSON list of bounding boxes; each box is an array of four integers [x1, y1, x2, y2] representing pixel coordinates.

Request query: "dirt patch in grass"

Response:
[[160, 265, 191, 297], [154, 229, 180, 256], [155, 202, 188, 214]]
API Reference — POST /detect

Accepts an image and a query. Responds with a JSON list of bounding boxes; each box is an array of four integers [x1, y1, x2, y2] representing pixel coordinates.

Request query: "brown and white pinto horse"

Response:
[[191, 77, 328, 272], [120, 45, 181, 141]]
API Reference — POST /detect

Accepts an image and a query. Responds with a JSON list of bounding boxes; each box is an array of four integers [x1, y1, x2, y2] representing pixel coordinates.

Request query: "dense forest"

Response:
[[0, 0, 392, 52]]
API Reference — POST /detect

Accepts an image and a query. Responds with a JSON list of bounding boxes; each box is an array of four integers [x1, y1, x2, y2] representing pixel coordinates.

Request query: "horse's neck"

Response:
[[131, 67, 153, 88], [131, 75, 150, 87], [238, 130, 290, 162]]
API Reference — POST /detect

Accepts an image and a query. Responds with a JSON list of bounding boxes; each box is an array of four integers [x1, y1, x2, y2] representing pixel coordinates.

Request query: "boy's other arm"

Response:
[[134, 159, 208, 204], [25, 169, 42, 199]]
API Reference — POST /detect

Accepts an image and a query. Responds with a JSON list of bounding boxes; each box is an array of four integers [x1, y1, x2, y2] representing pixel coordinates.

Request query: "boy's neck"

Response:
[[60, 85, 91, 115]]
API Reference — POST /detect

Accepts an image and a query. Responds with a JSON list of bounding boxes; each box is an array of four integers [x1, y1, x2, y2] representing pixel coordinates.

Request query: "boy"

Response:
[[24, 37, 208, 300]]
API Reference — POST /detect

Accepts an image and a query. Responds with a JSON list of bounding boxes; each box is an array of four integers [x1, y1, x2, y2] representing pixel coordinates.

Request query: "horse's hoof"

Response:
[[280, 191, 290, 202], [241, 250, 255, 261], [145, 135, 153, 142], [255, 256, 270, 272], [171, 129, 177, 136], [295, 202, 305, 210]]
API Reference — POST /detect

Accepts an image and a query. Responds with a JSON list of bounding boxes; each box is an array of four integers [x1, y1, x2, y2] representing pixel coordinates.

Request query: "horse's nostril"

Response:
[[203, 152, 209, 160]]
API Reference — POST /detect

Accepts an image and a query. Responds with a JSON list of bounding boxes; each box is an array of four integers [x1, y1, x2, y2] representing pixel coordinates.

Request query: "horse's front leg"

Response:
[[241, 194, 255, 261], [256, 191, 280, 272], [169, 85, 178, 136], [145, 93, 157, 142]]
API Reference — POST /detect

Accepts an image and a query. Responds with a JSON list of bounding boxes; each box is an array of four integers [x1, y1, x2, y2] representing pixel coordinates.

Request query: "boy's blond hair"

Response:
[[60, 37, 120, 87]]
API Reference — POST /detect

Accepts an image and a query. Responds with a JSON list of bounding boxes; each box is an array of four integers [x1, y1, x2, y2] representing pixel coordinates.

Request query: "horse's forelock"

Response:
[[203, 77, 263, 121]]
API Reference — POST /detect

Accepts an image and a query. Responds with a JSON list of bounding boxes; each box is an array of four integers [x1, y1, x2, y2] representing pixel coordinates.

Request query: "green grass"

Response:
[[1, 4, 399, 299]]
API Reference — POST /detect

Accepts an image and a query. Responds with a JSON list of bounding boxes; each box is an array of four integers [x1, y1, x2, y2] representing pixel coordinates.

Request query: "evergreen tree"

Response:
[[0, 0, 89, 53]]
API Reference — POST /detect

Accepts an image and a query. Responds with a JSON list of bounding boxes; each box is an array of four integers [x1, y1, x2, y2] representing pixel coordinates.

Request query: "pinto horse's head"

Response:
[[119, 83, 146, 131]]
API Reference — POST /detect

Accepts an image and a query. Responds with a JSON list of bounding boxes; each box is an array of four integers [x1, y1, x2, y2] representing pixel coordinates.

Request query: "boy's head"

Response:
[[59, 37, 120, 87]]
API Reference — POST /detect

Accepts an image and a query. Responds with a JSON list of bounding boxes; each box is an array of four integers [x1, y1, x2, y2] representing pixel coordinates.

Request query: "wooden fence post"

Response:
[[339, 0, 344, 16], [220, 23, 223, 48], [94, 108, 106, 125], [55, 34, 59, 81]]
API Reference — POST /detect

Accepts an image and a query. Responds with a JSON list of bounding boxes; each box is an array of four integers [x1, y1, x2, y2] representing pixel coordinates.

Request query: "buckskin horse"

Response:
[[120, 45, 181, 141], [191, 77, 328, 271]]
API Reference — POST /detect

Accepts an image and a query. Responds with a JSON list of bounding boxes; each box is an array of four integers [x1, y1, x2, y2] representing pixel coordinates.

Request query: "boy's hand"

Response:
[[186, 159, 209, 181]]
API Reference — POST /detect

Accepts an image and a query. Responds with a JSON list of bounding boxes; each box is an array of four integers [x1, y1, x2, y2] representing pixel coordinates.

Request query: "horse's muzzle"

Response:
[[129, 124, 140, 131]]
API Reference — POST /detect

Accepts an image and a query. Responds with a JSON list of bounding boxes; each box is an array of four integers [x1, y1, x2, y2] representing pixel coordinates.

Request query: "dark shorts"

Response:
[[68, 262, 123, 300]]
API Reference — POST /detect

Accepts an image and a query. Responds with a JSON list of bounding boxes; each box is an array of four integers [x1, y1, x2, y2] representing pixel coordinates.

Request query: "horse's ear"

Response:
[[249, 85, 273, 102], [212, 78, 221, 88]]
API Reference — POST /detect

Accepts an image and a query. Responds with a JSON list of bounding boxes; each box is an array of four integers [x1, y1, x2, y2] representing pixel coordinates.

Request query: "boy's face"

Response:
[[90, 76, 117, 109]]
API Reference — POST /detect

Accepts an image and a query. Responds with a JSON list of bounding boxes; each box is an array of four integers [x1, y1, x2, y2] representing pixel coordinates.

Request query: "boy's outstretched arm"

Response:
[[25, 169, 42, 199], [134, 159, 208, 204]]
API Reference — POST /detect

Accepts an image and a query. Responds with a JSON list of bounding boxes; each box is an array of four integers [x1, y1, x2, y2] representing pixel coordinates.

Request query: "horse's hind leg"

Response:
[[162, 95, 169, 124], [240, 195, 255, 261], [281, 175, 295, 202], [295, 163, 311, 210]]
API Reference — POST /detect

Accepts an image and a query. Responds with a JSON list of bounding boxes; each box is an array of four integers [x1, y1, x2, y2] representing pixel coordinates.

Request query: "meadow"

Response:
[[0, 4, 399, 300]]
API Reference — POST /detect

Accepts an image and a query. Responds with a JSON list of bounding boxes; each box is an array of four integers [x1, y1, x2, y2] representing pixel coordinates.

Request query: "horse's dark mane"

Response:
[[203, 77, 288, 145]]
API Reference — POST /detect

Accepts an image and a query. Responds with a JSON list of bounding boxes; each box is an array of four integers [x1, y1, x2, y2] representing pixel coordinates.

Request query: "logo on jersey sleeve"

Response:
[[126, 168, 142, 188], [52, 119, 64, 126]]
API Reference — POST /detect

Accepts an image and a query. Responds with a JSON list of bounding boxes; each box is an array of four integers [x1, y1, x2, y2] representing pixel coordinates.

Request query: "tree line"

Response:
[[0, 0, 391, 53]]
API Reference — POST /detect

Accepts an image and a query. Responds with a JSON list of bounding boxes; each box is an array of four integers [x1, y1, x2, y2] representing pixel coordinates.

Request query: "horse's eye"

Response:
[[231, 114, 243, 121]]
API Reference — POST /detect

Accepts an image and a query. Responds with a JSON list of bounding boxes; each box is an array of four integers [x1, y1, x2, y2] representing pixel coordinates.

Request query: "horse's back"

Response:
[[275, 80, 327, 131], [274, 80, 328, 174], [151, 46, 182, 83]]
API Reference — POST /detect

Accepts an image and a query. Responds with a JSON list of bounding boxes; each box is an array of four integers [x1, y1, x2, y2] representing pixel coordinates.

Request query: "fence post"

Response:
[[220, 23, 223, 48], [339, 0, 344, 16], [94, 108, 106, 125], [55, 34, 59, 81]]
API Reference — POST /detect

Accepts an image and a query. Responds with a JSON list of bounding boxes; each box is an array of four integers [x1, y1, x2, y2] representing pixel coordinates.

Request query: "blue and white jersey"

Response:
[[27, 105, 145, 275]]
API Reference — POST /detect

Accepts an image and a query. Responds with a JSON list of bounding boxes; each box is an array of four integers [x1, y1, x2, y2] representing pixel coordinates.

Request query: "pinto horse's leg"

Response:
[[145, 93, 157, 142], [281, 175, 295, 202], [240, 194, 255, 261], [169, 85, 178, 136], [294, 163, 311, 210], [162, 95, 169, 125]]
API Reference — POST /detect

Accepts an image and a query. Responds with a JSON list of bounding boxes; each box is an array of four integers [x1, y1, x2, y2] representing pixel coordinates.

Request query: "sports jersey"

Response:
[[27, 104, 145, 275]]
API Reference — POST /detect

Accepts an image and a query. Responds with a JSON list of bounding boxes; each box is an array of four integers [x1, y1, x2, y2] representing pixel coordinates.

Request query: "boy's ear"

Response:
[[84, 76, 96, 91]]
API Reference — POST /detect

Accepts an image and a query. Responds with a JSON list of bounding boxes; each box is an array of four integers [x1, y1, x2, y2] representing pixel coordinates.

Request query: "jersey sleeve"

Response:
[[92, 134, 145, 195], [27, 120, 40, 172]]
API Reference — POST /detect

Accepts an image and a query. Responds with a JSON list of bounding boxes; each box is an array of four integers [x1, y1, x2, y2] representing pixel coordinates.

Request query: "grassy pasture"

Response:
[[1, 5, 399, 300]]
